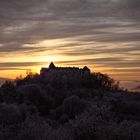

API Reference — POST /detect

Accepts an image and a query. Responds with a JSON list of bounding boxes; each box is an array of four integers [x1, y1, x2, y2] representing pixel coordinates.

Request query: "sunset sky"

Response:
[[0, 0, 140, 84]]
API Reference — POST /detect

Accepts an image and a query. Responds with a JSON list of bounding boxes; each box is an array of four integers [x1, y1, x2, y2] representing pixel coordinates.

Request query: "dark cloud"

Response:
[[59, 43, 140, 56], [0, 62, 46, 67], [134, 86, 140, 90], [0, 43, 47, 53], [0, 68, 28, 71], [117, 0, 140, 17], [57, 58, 140, 68]]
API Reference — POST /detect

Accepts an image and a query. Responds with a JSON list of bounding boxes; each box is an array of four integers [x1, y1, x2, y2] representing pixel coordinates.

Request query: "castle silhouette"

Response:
[[40, 62, 90, 76]]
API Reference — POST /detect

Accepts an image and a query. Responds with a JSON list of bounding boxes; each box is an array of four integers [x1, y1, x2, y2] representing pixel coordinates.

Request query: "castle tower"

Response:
[[82, 66, 90, 74], [49, 62, 56, 69]]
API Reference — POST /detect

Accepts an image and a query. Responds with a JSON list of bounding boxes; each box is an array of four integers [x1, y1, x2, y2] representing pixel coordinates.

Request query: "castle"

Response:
[[40, 62, 90, 76]]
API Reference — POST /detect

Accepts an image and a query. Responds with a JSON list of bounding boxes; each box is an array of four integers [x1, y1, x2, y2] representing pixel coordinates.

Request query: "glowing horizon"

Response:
[[0, 0, 140, 85]]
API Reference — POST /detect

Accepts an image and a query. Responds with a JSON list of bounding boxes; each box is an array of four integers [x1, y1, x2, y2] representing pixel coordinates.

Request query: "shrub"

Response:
[[17, 84, 54, 115], [1, 81, 16, 103], [17, 116, 52, 140], [48, 127, 73, 140], [0, 103, 22, 125], [70, 114, 97, 140], [63, 95, 87, 118]]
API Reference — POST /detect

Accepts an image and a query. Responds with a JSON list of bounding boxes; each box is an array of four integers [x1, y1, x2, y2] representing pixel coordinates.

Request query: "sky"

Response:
[[0, 0, 140, 85]]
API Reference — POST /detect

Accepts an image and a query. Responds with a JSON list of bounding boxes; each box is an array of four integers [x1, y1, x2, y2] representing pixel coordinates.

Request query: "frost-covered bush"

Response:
[[48, 127, 73, 140], [17, 116, 52, 140], [17, 84, 54, 115], [114, 121, 140, 140], [111, 97, 140, 122], [0, 124, 20, 140], [0, 103, 22, 124], [62, 95, 87, 118], [72, 118, 96, 140], [19, 103, 38, 119], [71, 88, 92, 99], [1, 81, 16, 103]]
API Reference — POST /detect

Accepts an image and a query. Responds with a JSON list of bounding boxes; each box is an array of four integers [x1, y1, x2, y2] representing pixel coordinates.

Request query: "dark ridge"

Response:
[[0, 63, 139, 140]]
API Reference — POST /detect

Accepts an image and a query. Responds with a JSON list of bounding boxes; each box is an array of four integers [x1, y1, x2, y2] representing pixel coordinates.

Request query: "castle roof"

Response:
[[83, 66, 90, 71], [40, 62, 91, 75], [49, 62, 56, 69]]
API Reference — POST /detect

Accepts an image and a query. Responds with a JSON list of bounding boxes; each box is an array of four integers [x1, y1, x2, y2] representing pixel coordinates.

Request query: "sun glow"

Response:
[[38, 55, 58, 62]]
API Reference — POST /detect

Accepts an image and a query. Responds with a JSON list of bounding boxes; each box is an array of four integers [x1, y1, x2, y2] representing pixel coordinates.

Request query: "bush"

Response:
[[63, 95, 87, 118], [17, 84, 54, 115], [17, 116, 52, 140], [48, 127, 73, 140], [0, 103, 22, 125], [1, 81, 16, 103]]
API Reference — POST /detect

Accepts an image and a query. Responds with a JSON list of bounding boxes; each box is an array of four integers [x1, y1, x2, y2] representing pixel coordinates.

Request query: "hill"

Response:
[[0, 64, 139, 140], [134, 85, 140, 90], [120, 81, 140, 92]]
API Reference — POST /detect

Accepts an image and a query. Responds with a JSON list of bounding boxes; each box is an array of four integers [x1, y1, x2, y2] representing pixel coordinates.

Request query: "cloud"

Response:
[[0, 0, 140, 81], [134, 86, 140, 90], [0, 68, 28, 71], [0, 62, 46, 67], [117, 0, 140, 18], [0, 42, 47, 53]]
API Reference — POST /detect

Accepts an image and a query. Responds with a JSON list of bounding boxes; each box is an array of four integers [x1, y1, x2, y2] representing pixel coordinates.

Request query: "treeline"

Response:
[[16, 72, 120, 90], [0, 72, 139, 140]]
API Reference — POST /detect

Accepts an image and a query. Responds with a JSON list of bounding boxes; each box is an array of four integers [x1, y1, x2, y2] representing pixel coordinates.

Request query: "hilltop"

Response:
[[0, 63, 139, 140]]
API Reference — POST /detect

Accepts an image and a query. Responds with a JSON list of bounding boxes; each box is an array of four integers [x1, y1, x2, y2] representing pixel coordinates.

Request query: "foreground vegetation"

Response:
[[0, 71, 140, 140]]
